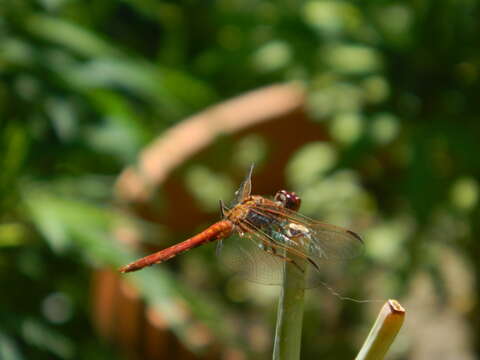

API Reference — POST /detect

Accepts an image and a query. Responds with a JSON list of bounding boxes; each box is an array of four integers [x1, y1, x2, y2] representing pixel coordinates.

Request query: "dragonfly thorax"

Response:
[[224, 195, 264, 224]]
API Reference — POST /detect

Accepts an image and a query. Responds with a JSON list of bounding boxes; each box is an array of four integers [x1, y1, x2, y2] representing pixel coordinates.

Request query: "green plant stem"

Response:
[[272, 256, 306, 360], [355, 299, 405, 360]]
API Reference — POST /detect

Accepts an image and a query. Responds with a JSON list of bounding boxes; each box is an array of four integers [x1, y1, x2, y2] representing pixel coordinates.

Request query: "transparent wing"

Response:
[[217, 223, 349, 289], [218, 199, 363, 289], [252, 204, 364, 264], [225, 204, 363, 289], [217, 232, 289, 286], [232, 164, 254, 205]]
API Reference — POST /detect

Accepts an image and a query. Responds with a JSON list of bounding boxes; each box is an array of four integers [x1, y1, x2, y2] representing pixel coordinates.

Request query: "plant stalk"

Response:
[[355, 299, 405, 360], [272, 255, 306, 360]]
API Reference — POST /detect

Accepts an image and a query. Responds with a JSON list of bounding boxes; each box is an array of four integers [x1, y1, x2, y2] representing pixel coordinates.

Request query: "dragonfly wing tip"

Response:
[[346, 230, 364, 244]]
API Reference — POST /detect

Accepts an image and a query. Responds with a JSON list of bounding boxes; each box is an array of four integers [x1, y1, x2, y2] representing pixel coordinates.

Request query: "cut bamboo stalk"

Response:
[[355, 299, 405, 360]]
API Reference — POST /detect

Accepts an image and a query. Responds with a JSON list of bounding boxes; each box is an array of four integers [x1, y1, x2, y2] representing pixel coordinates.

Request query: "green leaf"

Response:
[[25, 15, 119, 58], [21, 319, 74, 359]]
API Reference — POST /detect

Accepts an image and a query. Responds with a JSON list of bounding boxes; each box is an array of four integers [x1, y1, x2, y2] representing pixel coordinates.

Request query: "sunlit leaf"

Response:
[[21, 319, 74, 359], [25, 15, 119, 58]]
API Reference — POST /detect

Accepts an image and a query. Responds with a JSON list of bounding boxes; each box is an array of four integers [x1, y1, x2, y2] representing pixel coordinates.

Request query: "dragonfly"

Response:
[[119, 166, 363, 288]]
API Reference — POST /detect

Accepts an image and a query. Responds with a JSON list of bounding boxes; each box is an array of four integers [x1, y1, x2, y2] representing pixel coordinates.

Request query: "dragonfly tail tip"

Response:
[[118, 264, 133, 273]]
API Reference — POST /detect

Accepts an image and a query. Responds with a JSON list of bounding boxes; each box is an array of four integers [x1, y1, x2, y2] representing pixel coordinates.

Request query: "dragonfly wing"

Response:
[[216, 239, 223, 257], [241, 205, 364, 290], [232, 164, 254, 205], [217, 231, 288, 286], [307, 221, 364, 261], [218, 217, 322, 288], [254, 204, 364, 262], [219, 201, 364, 290]]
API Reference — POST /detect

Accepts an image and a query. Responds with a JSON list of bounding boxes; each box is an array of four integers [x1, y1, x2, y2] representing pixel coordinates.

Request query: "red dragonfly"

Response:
[[119, 166, 363, 287]]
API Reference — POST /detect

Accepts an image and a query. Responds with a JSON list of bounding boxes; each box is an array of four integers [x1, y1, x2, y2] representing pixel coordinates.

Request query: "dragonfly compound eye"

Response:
[[274, 190, 301, 211]]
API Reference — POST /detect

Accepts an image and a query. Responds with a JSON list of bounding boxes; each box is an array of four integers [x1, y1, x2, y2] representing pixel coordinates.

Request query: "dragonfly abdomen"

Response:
[[119, 220, 233, 273]]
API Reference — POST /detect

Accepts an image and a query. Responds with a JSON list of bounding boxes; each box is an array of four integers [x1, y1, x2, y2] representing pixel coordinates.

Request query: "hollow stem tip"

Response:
[[355, 299, 405, 360]]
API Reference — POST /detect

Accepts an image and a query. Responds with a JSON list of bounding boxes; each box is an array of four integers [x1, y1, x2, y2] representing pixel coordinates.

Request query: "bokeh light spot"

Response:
[[370, 113, 399, 144], [287, 142, 337, 188], [252, 40, 292, 72], [330, 112, 363, 145], [450, 177, 478, 212]]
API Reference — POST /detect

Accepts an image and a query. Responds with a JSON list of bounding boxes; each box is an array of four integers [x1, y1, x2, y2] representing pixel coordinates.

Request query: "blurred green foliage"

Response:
[[1, 0, 480, 359]]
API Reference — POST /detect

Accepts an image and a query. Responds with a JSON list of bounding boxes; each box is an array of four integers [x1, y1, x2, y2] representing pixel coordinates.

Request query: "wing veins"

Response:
[[239, 211, 318, 268], [255, 204, 364, 244]]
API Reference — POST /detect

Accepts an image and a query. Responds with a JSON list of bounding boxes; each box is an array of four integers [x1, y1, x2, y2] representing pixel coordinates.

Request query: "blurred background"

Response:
[[1, 0, 480, 359]]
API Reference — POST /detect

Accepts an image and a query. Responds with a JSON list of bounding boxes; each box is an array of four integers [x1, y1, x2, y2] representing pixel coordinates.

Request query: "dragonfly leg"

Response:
[[262, 242, 318, 274], [307, 257, 320, 272], [238, 223, 306, 274], [263, 247, 304, 273]]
